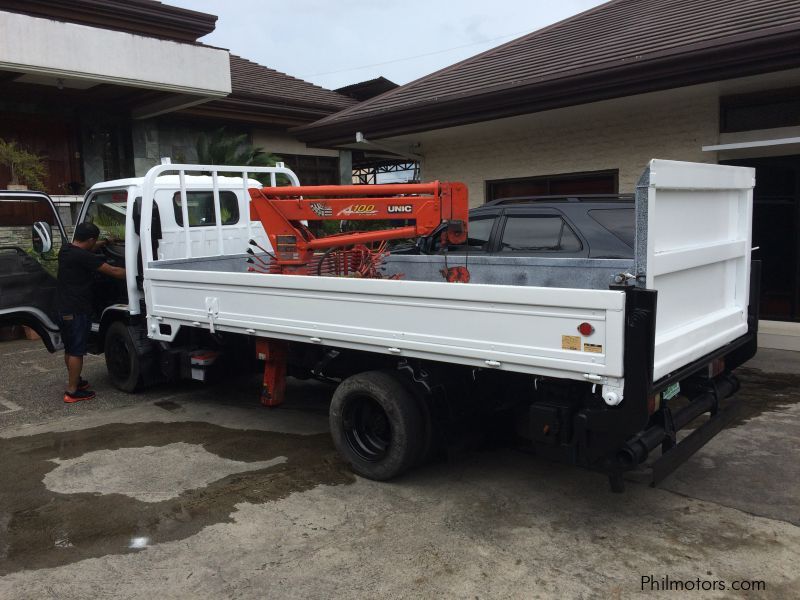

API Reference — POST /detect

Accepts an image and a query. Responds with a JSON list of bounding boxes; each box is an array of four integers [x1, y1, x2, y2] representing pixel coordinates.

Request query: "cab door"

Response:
[[0, 191, 68, 351]]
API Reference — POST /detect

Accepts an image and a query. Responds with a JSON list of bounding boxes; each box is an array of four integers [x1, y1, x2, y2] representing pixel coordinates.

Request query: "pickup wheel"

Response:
[[329, 371, 424, 481], [104, 321, 153, 392]]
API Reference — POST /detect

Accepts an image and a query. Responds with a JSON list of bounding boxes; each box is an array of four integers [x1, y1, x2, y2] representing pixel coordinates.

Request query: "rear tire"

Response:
[[329, 370, 424, 480], [104, 321, 152, 392]]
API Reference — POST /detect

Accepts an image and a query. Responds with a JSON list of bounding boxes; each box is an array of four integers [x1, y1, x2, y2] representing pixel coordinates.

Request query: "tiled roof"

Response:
[[297, 0, 800, 143], [335, 77, 399, 101], [229, 55, 357, 112]]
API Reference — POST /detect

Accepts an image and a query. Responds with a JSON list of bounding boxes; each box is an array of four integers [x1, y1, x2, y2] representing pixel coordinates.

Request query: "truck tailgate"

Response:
[[635, 160, 754, 381]]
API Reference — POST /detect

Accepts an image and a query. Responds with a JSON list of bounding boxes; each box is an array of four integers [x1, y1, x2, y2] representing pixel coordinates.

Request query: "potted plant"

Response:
[[0, 138, 47, 191]]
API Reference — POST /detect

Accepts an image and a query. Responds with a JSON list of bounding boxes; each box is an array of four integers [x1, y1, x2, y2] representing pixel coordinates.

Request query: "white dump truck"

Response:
[[0, 159, 758, 491]]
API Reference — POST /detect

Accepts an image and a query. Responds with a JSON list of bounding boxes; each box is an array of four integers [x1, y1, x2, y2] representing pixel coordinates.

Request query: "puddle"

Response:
[[43, 442, 288, 502], [0, 422, 354, 574], [731, 367, 800, 426]]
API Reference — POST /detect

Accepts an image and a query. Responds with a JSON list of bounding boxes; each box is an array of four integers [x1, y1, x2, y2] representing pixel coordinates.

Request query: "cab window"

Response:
[[84, 190, 128, 242], [173, 191, 239, 227]]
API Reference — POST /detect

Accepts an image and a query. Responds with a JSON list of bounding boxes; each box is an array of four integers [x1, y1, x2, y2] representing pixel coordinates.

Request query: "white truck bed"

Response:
[[147, 266, 627, 381], [138, 160, 754, 399]]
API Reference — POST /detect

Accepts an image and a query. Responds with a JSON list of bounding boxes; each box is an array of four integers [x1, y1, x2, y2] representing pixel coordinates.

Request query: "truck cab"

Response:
[[0, 164, 299, 388]]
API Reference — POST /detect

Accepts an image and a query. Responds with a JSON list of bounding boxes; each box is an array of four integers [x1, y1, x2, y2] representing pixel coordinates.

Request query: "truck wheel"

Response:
[[329, 371, 424, 480], [104, 321, 150, 392]]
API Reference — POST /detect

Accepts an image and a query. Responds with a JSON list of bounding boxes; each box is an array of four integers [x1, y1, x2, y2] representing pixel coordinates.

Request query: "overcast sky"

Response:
[[168, 0, 607, 90]]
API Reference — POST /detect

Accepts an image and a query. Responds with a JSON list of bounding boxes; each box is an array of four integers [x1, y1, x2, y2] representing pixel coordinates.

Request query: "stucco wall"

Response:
[[413, 87, 721, 206], [0, 11, 230, 96]]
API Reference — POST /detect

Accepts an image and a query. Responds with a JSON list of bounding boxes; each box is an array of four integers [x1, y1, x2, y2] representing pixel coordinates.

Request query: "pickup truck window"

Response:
[[465, 216, 493, 250], [431, 215, 494, 252], [173, 191, 239, 227], [500, 215, 581, 252], [588, 208, 634, 247], [84, 191, 128, 242]]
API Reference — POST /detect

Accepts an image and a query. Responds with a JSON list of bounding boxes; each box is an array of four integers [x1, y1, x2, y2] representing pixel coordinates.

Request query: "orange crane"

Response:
[[246, 181, 470, 406], [248, 181, 469, 277]]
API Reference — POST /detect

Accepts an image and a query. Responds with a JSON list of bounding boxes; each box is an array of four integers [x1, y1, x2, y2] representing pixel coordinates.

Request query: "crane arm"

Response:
[[248, 181, 469, 267]]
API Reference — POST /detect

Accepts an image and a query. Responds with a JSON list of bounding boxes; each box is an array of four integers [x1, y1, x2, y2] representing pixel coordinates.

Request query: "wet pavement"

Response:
[[0, 422, 352, 574], [0, 339, 799, 598]]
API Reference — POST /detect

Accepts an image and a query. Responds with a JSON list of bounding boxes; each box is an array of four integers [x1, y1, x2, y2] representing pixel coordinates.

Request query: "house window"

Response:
[[486, 170, 618, 202], [720, 88, 800, 133]]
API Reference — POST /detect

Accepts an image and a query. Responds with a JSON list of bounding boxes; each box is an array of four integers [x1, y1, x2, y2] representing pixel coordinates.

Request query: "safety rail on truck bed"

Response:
[[129, 164, 300, 315]]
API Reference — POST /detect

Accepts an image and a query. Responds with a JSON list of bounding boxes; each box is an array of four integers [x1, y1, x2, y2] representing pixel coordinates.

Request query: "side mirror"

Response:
[[32, 221, 53, 254]]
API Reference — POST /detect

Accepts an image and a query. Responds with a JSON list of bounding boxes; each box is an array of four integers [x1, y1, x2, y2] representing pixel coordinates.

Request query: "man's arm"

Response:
[[97, 263, 126, 280]]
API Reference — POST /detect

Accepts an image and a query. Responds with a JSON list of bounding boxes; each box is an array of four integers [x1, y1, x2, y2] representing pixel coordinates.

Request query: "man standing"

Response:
[[56, 222, 126, 403]]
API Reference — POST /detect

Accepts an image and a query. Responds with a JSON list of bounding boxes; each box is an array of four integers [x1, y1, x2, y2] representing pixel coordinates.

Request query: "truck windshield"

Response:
[[84, 190, 128, 242]]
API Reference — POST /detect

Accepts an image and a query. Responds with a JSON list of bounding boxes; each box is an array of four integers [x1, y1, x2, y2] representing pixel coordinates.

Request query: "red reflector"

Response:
[[708, 358, 725, 378], [578, 322, 594, 336]]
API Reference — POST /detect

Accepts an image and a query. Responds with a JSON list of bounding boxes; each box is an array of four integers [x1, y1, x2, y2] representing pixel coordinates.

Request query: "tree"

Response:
[[195, 128, 279, 168], [0, 138, 47, 190]]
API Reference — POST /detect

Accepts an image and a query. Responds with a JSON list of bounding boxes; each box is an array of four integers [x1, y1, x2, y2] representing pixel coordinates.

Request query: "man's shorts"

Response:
[[58, 313, 91, 357]]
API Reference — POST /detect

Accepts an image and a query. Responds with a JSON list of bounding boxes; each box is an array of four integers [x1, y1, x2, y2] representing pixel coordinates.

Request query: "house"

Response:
[[0, 0, 357, 204], [296, 0, 800, 347]]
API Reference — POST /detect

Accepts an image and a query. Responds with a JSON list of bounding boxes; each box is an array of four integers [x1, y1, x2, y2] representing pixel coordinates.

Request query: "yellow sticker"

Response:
[[584, 343, 603, 354], [562, 335, 581, 351]]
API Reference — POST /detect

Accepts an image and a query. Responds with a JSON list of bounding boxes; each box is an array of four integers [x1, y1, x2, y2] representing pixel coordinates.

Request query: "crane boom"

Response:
[[248, 181, 469, 276]]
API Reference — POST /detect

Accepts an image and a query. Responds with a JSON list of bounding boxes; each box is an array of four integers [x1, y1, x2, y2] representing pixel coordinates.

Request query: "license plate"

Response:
[[662, 382, 680, 401]]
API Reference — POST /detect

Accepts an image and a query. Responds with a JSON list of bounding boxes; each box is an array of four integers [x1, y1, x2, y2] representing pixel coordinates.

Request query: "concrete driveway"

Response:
[[0, 339, 798, 599]]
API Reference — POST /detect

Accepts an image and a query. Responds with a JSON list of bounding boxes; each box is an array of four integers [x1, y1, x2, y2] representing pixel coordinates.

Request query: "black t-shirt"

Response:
[[56, 244, 106, 314]]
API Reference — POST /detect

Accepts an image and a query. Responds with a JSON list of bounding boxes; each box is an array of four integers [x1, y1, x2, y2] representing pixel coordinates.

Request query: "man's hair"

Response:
[[74, 222, 101, 242]]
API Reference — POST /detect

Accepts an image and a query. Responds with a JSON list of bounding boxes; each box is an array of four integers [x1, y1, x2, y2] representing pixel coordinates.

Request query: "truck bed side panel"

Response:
[[145, 268, 626, 381]]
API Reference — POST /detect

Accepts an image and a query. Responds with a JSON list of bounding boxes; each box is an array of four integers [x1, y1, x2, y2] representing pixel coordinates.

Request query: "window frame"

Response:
[[720, 87, 800, 134], [82, 188, 130, 243], [484, 170, 619, 203]]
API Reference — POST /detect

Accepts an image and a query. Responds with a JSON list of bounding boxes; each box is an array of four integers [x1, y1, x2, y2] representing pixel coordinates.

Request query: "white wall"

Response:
[[399, 86, 721, 205], [0, 11, 231, 96]]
